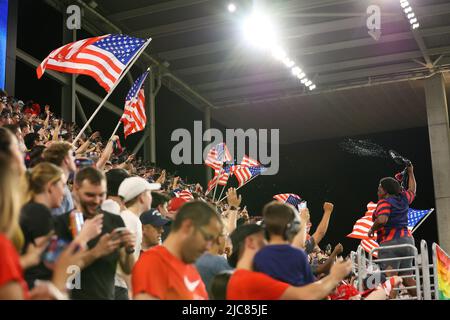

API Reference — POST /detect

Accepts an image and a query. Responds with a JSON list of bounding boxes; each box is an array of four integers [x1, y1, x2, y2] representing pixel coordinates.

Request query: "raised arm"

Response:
[[311, 202, 334, 246]]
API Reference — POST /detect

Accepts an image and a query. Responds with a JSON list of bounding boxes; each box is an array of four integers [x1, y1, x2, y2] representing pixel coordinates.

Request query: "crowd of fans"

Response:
[[0, 89, 415, 300]]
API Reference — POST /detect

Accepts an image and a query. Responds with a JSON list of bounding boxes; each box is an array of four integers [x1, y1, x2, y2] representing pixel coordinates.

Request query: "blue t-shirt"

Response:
[[253, 244, 315, 286], [195, 253, 233, 290]]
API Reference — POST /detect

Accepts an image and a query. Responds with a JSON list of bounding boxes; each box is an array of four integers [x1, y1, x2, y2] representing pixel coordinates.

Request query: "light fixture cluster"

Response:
[[400, 0, 419, 29], [271, 45, 316, 90]]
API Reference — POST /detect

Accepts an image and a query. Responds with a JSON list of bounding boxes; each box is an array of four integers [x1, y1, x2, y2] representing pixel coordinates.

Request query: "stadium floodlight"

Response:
[[309, 84, 316, 90], [400, 1, 409, 8], [228, 3, 237, 13], [305, 80, 313, 86], [282, 57, 295, 68], [291, 66, 302, 76], [412, 23, 420, 29], [297, 72, 306, 80], [301, 78, 308, 84], [407, 13, 415, 19], [404, 7, 412, 13], [243, 11, 276, 49], [271, 46, 286, 61], [409, 17, 417, 24]]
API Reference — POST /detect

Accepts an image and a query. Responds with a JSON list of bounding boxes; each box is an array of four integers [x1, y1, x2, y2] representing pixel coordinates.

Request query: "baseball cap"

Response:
[[228, 224, 264, 268], [118, 176, 160, 202], [140, 209, 169, 227]]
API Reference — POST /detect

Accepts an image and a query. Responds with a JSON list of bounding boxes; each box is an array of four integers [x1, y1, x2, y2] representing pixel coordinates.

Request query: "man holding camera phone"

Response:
[[53, 167, 136, 300]]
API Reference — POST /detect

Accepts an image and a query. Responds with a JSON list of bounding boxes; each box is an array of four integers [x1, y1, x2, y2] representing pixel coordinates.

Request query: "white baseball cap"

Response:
[[118, 177, 161, 202]]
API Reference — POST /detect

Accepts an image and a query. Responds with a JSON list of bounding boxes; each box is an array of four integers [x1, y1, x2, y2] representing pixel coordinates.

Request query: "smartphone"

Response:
[[42, 236, 69, 270]]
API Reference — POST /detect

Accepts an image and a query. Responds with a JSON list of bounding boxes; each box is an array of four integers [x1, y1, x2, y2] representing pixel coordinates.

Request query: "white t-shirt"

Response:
[[115, 209, 142, 289]]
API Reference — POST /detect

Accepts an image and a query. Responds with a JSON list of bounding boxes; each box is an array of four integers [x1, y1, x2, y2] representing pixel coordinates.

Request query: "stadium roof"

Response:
[[46, 0, 450, 143]]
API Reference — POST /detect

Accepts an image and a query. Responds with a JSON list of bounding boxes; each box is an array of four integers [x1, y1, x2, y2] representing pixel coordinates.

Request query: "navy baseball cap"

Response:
[[140, 209, 169, 227]]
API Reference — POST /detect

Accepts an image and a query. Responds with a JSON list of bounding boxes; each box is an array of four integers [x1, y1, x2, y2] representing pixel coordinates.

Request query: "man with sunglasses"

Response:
[[43, 142, 77, 216], [132, 201, 223, 300]]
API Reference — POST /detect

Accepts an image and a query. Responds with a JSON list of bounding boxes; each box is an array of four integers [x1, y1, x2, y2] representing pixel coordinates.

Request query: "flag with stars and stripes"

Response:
[[174, 189, 194, 201], [273, 194, 303, 208], [234, 165, 266, 187], [408, 208, 434, 231], [37, 34, 148, 92], [240, 155, 260, 167], [121, 71, 149, 138], [205, 143, 232, 171]]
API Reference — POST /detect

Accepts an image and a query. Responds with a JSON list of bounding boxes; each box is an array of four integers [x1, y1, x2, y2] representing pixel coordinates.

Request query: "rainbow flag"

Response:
[[435, 245, 450, 300]]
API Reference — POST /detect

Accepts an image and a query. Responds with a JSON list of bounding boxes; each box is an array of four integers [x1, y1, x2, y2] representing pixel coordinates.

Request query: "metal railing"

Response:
[[354, 239, 449, 300]]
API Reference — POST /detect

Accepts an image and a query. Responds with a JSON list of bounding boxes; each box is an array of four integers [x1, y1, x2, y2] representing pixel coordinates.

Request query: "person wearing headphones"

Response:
[[253, 201, 317, 286]]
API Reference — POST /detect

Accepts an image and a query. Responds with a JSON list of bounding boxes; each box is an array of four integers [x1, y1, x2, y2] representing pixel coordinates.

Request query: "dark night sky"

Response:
[[14, 0, 439, 255]]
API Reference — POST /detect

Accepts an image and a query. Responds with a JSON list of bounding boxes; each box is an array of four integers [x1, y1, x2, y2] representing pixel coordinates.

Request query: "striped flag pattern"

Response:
[[273, 194, 303, 208], [37, 34, 147, 92], [234, 166, 266, 187], [361, 239, 379, 258], [175, 190, 194, 201], [121, 71, 148, 138], [240, 155, 260, 167]]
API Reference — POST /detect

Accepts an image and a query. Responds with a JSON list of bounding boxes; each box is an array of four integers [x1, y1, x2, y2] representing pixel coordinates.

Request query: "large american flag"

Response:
[[273, 194, 303, 208], [234, 165, 266, 187], [121, 71, 149, 138], [205, 143, 232, 171], [37, 34, 148, 92]]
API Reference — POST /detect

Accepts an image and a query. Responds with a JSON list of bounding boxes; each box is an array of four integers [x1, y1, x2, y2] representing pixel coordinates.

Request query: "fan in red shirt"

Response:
[[132, 201, 223, 300], [225, 223, 352, 300]]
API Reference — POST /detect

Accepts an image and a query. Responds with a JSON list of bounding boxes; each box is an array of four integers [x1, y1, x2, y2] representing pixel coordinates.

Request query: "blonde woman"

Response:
[[20, 162, 66, 288]]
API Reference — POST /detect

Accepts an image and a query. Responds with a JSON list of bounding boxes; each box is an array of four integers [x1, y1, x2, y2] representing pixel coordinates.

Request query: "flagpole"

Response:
[[217, 174, 260, 203], [109, 67, 151, 142], [72, 38, 152, 146], [412, 208, 434, 234], [109, 120, 122, 141], [216, 184, 227, 204], [212, 167, 223, 202]]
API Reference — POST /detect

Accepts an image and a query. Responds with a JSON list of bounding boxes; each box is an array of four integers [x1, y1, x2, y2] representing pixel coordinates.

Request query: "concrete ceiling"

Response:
[[63, 0, 450, 143]]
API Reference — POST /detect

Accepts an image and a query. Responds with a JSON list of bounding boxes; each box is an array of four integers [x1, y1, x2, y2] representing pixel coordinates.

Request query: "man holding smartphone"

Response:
[[53, 167, 136, 300]]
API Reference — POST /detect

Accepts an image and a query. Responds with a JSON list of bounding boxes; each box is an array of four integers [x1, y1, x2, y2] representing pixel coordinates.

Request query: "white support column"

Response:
[[424, 73, 450, 252]]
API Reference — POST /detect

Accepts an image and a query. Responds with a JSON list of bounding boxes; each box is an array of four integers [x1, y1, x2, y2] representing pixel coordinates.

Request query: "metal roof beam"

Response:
[[108, 0, 209, 22]]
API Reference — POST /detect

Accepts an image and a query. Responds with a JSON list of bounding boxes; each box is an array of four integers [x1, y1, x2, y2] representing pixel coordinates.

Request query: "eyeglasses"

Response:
[[196, 227, 217, 243]]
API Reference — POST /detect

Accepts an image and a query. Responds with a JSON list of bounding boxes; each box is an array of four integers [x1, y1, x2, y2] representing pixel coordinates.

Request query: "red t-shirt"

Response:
[[0, 233, 29, 299], [132, 245, 208, 300], [226, 269, 289, 300]]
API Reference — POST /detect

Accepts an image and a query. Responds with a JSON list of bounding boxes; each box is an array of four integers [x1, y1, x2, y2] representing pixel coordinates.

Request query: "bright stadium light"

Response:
[[291, 66, 302, 76], [301, 78, 308, 84], [243, 11, 277, 48], [282, 57, 295, 68], [399, 0, 420, 30], [271, 46, 286, 61], [228, 3, 237, 13], [297, 72, 306, 80], [309, 84, 316, 90]]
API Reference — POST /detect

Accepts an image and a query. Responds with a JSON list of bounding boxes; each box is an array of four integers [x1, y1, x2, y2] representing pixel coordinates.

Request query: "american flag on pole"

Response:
[[206, 175, 219, 195], [234, 165, 266, 187], [408, 208, 434, 231], [216, 163, 235, 186], [347, 215, 376, 240], [240, 155, 260, 167], [37, 34, 147, 92], [121, 71, 149, 138], [205, 143, 232, 171], [273, 194, 303, 208]]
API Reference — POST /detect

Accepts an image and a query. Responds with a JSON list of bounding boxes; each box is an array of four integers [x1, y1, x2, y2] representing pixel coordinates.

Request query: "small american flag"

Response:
[[37, 34, 148, 92], [175, 189, 194, 201], [206, 175, 219, 195], [408, 208, 434, 230], [205, 143, 232, 171], [273, 194, 303, 208], [121, 71, 148, 138], [240, 155, 260, 167], [234, 165, 266, 187]]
